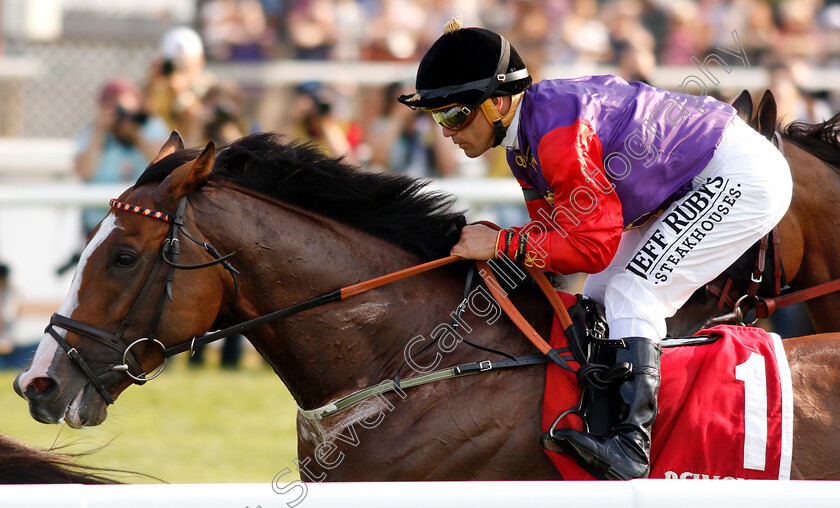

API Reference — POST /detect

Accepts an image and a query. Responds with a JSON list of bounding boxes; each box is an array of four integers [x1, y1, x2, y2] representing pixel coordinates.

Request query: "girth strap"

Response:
[[299, 351, 570, 421]]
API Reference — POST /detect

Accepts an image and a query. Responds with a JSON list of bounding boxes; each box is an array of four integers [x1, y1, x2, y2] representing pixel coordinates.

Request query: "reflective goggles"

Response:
[[426, 104, 477, 130]]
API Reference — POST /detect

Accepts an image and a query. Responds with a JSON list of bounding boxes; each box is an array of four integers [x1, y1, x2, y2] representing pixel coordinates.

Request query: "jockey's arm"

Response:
[[495, 120, 623, 274]]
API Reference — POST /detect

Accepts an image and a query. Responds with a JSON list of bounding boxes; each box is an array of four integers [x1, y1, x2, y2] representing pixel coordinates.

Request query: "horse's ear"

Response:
[[756, 90, 778, 141], [731, 90, 753, 126], [165, 141, 215, 200], [151, 131, 186, 165]]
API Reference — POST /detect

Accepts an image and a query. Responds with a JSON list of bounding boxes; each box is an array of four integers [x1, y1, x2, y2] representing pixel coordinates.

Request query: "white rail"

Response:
[[207, 60, 840, 92], [0, 178, 522, 337], [0, 179, 522, 206], [1, 480, 839, 508]]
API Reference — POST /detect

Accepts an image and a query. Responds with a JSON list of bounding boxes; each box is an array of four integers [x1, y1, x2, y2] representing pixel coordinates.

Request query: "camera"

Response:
[[297, 82, 333, 116], [115, 106, 148, 125], [161, 59, 180, 76]]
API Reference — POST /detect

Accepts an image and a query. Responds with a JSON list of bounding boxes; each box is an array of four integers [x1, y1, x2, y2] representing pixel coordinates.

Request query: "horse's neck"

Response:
[[197, 189, 546, 410], [778, 142, 836, 288]]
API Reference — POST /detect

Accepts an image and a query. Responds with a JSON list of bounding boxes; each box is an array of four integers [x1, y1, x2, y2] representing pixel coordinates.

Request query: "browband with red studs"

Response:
[[109, 199, 171, 223]]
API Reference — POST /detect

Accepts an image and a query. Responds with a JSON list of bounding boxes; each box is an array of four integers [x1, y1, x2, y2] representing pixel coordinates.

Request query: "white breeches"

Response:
[[583, 116, 792, 341]]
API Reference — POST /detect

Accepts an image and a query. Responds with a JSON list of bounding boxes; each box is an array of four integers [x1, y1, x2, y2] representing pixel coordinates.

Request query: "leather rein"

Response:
[[48, 196, 577, 407], [704, 132, 840, 327], [45, 197, 238, 404], [705, 225, 840, 327]]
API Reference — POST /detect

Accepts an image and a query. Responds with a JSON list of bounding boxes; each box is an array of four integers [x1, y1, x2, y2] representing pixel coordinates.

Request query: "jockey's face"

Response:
[[438, 96, 506, 158]]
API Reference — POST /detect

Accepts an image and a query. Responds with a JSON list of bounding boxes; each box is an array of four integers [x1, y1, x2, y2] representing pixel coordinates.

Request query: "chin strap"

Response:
[[480, 92, 524, 147], [479, 100, 507, 147]]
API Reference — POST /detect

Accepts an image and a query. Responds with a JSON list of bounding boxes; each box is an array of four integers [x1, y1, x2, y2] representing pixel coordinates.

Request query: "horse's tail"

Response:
[[0, 433, 135, 484]]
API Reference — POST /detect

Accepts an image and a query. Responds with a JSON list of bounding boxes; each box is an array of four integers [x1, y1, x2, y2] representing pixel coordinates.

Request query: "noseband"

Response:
[[46, 194, 491, 408], [46, 196, 238, 405]]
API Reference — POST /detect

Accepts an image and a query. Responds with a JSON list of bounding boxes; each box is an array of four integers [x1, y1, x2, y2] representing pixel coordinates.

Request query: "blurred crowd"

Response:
[[200, 0, 840, 68], [190, 0, 840, 177], [72, 0, 840, 189]]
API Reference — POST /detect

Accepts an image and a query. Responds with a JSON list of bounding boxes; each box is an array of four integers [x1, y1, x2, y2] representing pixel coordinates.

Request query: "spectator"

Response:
[[285, 0, 336, 60], [507, 1, 552, 74], [774, 0, 826, 65], [0, 264, 26, 370], [283, 81, 361, 164], [555, 0, 611, 64], [200, 0, 275, 61], [361, 0, 426, 61], [659, 0, 709, 65], [201, 81, 250, 144], [144, 26, 215, 148], [330, 0, 366, 60], [366, 82, 459, 177], [615, 41, 656, 84], [769, 60, 832, 123], [74, 78, 170, 235], [602, 0, 656, 67], [821, 2, 840, 66]]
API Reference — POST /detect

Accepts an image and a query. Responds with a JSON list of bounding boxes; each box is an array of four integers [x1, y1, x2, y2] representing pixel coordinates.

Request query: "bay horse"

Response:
[[12, 132, 840, 480], [668, 90, 840, 336]]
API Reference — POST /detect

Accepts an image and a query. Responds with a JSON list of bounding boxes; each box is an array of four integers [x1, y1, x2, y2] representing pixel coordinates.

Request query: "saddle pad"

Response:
[[542, 315, 793, 480]]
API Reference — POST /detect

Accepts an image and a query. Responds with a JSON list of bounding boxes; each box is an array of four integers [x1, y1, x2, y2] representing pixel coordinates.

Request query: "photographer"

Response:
[[144, 26, 214, 148], [201, 82, 249, 145], [286, 81, 360, 165], [74, 78, 169, 235]]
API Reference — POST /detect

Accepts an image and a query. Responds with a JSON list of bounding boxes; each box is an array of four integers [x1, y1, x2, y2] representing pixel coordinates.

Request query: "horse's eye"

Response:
[[115, 252, 137, 267]]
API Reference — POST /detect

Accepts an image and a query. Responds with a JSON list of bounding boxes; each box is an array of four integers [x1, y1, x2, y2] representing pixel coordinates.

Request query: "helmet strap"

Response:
[[479, 99, 507, 147], [470, 33, 513, 148], [479, 92, 523, 148]]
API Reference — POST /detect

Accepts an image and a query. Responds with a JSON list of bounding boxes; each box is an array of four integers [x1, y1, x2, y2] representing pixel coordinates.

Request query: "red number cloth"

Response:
[[542, 306, 792, 480]]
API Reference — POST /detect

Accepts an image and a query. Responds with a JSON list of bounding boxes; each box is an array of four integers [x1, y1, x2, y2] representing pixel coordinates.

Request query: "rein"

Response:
[[47, 197, 240, 403], [51, 195, 474, 402], [703, 131, 840, 327], [161, 254, 463, 357], [51, 195, 580, 415]]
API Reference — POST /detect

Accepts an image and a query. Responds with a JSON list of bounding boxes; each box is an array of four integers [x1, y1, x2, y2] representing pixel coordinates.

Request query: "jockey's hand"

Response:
[[450, 224, 498, 260]]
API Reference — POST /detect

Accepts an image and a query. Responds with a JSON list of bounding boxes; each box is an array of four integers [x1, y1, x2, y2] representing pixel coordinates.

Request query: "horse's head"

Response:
[[14, 133, 232, 428], [731, 89, 778, 141]]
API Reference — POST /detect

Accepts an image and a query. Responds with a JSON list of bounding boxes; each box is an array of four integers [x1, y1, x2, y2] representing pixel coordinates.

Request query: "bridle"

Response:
[[46, 192, 586, 412], [46, 194, 466, 406], [700, 131, 840, 328], [46, 196, 238, 405], [701, 227, 783, 328], [46, 187, 604, 426]]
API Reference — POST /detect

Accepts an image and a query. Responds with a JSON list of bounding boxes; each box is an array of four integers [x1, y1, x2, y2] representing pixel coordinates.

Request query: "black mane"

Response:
[[0, 434, 117, 484], [783, 112, 840, 169], [136, 133, 465, 260]]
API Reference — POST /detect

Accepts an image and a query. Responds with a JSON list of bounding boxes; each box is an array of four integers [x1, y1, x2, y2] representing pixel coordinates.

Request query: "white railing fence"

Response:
[[1, 480, 840, 508], [0, 178, 522, 341]]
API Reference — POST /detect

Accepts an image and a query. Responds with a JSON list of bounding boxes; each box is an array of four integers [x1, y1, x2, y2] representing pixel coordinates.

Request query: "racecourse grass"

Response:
[[0, 348, 301, 483]]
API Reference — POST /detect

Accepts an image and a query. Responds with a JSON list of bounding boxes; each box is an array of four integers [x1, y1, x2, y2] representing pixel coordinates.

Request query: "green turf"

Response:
[[0, 353, 301, 483]]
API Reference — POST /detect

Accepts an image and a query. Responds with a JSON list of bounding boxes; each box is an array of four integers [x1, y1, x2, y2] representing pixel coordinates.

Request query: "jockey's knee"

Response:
[[603, 274, 667, 341]]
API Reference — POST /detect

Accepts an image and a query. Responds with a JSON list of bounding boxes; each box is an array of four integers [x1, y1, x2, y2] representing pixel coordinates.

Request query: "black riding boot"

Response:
[[544, 337, 661, 480]]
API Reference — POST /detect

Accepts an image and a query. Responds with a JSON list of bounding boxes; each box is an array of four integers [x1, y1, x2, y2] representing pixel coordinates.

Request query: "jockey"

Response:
[[398, 18, 792, 480]]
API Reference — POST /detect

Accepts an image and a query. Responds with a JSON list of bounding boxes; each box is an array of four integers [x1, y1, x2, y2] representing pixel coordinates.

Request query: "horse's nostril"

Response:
[[30, 377, 53, 393]]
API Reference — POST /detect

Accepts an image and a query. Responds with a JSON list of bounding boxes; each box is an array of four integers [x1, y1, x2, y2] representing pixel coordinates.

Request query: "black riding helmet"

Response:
[[399, 24, 531, 110], [398, 20, 531, 145]]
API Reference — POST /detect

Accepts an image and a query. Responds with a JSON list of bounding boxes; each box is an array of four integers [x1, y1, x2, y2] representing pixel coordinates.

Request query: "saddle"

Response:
[[553, 294, 722, 439], [479, 265, 791, 480]]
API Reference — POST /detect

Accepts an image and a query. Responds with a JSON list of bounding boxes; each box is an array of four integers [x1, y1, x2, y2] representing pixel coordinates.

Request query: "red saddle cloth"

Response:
[[542, 297, 793, 481]]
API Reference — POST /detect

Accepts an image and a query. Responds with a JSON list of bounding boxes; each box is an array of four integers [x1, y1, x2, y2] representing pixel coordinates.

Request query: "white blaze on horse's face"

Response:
[[17, 214, 121, 394]]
